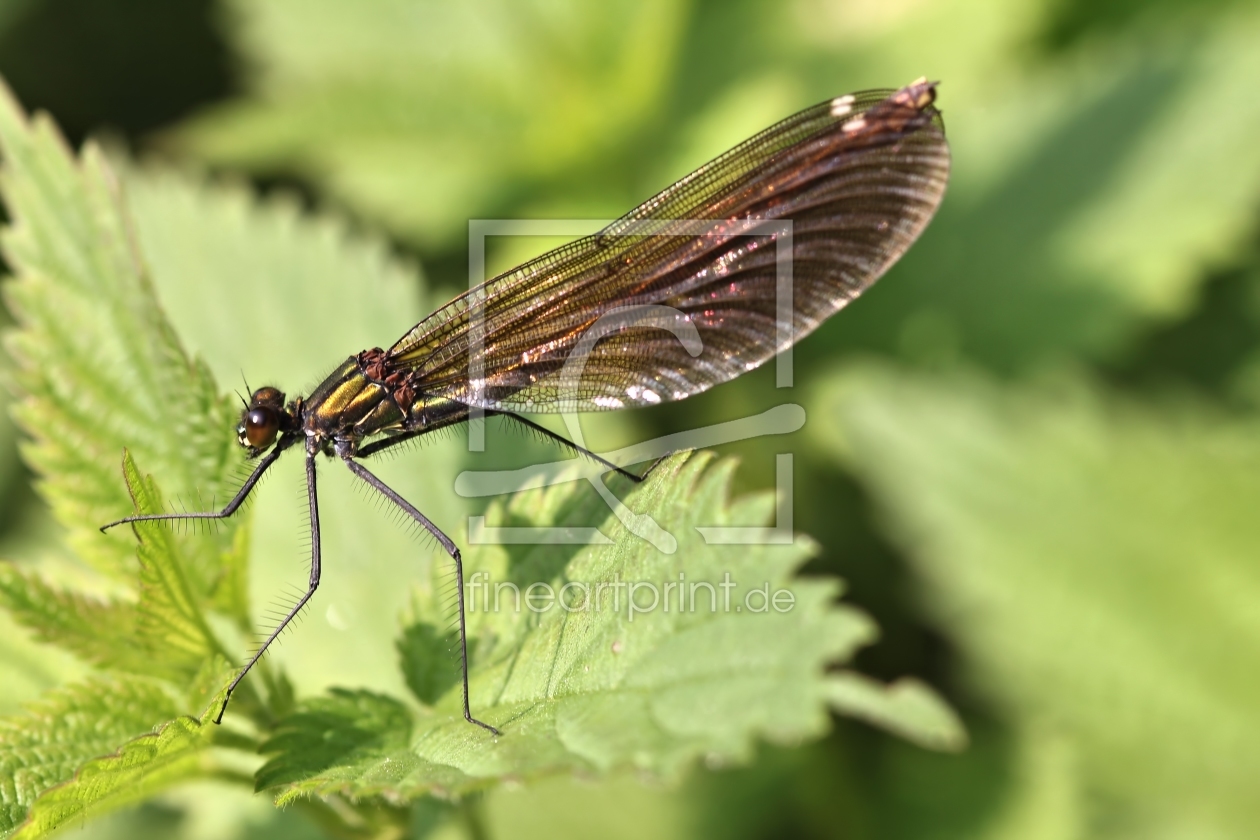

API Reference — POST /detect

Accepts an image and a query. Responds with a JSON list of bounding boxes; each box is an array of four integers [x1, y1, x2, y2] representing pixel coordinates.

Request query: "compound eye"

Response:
[[243, 406, 280, 449]]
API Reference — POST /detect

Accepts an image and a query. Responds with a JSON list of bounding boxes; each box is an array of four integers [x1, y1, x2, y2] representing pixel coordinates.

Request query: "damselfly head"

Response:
[[237, 386, 287, 455]]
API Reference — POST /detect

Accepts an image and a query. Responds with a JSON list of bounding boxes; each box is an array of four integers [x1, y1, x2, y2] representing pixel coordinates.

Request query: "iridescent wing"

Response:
[[391, 79, 949, 412]]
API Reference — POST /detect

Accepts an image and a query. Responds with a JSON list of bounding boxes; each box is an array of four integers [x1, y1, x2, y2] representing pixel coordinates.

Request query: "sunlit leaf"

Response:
[[254, 689, 417, 795], [121, 452, 227, 674], [824, 672, 966, 753], [173, 0, 687, 247], [0, 80, 237, 582], [397, 620, 460, 707], [0, 608, 84, 716], [0, 563, 152, 675], [1053, 7, 1260, 318], [817, 363, 1260, 834], [0, 81, 265, 835], [0, 675, 185, 836], [10, 693, 223, 840], [733, 0, 1260, 372], [257, 452, 959, 803]]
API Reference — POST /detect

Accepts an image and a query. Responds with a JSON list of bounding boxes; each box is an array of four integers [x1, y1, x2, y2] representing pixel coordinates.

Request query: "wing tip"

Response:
[[898, 77, 940, 110]]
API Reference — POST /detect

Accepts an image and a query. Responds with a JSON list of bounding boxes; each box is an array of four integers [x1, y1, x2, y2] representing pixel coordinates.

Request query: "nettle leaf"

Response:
[[0, 675, 184, 836], [1052, 7, 1260, 318], [824, 672, 965, 753], [0, 457, 244, 712], [0, 75, 232, 681], [121, 452, 228, 673], [0, 607, 86, 717], [10, 695, 224, 840], [209, 516, 253, 634], [397, 621, 461, 707], [0, 81, 238, 583], [255, 690, 417, 795], [0, 564, 151, 676], [0, 75, 461, 834], [174, 0, 685, 247], [0, 82, 243, 832], [258, 452, 963, 804], [816, 363, 1260, 834], [111, 157, 425, 392]]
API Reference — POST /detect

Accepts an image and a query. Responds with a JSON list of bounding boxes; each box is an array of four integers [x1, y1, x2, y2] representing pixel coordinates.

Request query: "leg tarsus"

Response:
[[638, 450, 675, 482]]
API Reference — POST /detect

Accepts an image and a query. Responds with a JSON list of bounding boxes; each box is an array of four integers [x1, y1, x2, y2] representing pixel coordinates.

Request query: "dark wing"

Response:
[[390, 79, 949, 413]]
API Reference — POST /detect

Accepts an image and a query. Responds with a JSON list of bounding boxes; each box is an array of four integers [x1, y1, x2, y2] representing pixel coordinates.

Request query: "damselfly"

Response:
[[103, 78, 950, 736]]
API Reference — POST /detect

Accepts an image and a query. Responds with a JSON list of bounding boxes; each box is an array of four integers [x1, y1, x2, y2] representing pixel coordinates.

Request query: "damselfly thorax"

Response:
[[238, 349, 473, 459]]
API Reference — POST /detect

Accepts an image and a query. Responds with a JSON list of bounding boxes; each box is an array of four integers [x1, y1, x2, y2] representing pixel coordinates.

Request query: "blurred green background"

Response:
[[2, 0, 1260, 837]]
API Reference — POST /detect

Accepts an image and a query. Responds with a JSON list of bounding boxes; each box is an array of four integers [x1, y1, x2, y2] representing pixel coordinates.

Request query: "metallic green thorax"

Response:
[[304, 358, 404, 437], [302, 353, 470, 445]]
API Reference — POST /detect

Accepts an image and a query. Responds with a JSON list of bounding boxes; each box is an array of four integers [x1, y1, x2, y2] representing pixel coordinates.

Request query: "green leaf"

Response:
[[172, 0, 686, 247], [397, 620, 461, 707], [257, 452, 954, 804], [10, 695, 222, 840], [816, 363, 1260, 834], [122, 451, 225, 674], [823, 672, 966, 753], [0, 429, 226, 683], [481, 773, 690, 840], [835, 0, 1260, 321], [974, 725, 1084, 840], [0, 606, 85, 716], [209, 516, 253, 634], [0, 71, 437, 700], [0, 80, 261, 835], [179, 0, 1260, 376], [254, 689, 416, 795], [0, 674, 184, 836], [1047, 8, 1260, 319], [111, 158, 426, 392], [0, 563, 150, 675], [0, 80, 239, 583]]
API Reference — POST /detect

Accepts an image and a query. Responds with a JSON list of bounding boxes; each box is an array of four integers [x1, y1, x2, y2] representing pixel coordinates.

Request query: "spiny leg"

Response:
[[490, 411, 646, 482], [216, 438, 322, 724], [341, 455, 500, 736], [100, 433, 300, 532], [495, 412, 675, 486], [355, 413, 646, 483], [352, 413, 471, 459]]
